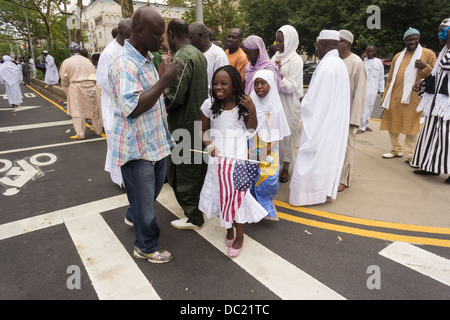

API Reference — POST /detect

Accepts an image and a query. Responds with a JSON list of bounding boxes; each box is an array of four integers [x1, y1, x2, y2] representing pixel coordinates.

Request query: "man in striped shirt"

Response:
[[108, 7, 180, 263]]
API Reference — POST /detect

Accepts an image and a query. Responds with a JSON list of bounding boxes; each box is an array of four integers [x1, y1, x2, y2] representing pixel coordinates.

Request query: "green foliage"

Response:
[[239, 0, 450, 58], [239, 0, 298, 46], [182, 0, 244, 43]]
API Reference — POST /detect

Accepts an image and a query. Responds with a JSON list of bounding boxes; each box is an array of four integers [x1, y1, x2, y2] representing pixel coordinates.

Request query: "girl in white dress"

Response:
[[199, 65, 268, 258]]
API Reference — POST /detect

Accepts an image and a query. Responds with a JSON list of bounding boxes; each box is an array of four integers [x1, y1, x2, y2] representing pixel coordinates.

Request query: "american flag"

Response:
[[218, 156, 259, 222]]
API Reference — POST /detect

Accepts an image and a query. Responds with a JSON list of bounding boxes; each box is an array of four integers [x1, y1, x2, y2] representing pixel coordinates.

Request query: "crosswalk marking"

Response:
[[0, 194, 128, 240], [157, 184, 345, 300], [0, 188, 345, 300], [0, 120, 73, 132], [0, 137, 105, 156], [64, 213, 160, 300], [379, 241, 450, 287]]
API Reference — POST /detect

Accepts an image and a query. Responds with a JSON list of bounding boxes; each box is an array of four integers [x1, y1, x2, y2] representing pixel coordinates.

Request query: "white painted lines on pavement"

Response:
[[0, 105, 41, 112], [64, 213, 160, 300], [379, 241, 450, 287], [156, 184, 345, 300], [0, 194, 161, 299], [0, 194, 128, 240], [0, 120, 73, 132], [0, 137, 105, 156]]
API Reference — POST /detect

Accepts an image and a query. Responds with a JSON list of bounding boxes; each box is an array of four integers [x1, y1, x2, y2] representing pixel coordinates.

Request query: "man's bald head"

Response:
[[116, 18, 132, 46], [129, 7, 165, 54], [188, 21, 211, 52]]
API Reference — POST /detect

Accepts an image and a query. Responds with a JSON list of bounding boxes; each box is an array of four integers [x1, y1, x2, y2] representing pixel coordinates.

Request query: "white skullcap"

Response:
[[441, 18, 450, 27], [318, 30, 340, 41], [339, 29, 354, 44], [43, 50, 48, 53]]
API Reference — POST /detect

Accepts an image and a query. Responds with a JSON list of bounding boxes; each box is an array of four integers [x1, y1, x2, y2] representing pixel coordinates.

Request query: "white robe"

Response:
[[96, 39, 123, 187], [361, 57, 384, 130], [289, 49, 350, 206], [0, 57, 23, 106], [44, 54, 59, 85], [203, 44, 229, 97], [271, 25, 304, 164]]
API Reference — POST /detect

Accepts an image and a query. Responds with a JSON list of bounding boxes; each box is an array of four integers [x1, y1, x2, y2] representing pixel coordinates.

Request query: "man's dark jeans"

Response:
[[122, 158, 166, 254]]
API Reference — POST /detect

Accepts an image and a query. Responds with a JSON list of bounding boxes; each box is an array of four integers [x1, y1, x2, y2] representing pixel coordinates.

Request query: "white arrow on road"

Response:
[[0, 106, 41, 112]]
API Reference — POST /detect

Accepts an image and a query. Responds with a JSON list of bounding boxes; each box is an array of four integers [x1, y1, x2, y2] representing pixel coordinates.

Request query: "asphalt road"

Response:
[[1, 83, 449, 308]]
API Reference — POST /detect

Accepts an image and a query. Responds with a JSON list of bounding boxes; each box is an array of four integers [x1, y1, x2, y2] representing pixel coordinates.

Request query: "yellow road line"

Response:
[[274, 200, 450, 235], [27, 84, 67, 113], [276, 211, 450, 248], [26, 84, 106, 139]]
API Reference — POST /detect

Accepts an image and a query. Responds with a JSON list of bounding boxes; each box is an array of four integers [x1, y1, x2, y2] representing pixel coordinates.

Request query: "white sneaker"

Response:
[[171, 218, 200, 230], [382, 151, 403, 158]]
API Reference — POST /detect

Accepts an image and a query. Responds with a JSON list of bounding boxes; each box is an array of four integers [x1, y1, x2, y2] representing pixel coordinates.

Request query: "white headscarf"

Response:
[[0, 55, 21, 86], [250, 69, 291, 142], [272, 25, 300, 66]]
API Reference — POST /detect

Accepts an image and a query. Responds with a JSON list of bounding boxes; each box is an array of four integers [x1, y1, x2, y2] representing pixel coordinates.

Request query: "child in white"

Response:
[[199, 65, 268, 258]]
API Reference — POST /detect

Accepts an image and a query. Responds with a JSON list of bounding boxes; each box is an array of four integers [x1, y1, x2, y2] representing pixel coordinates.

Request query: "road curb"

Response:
[[30, 78, 66, 100]]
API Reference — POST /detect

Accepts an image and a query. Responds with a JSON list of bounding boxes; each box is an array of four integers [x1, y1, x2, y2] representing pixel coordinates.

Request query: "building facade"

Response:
[[70, 0, 188, 53]]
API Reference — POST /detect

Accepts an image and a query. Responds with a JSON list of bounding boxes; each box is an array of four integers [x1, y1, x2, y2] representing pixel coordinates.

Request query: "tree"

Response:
[[113, 0, 134, 18], [239, 0, 450, 58], [5, 0, 62, 50], [239, 0, 298, 46], [182, 0, 244, 43]]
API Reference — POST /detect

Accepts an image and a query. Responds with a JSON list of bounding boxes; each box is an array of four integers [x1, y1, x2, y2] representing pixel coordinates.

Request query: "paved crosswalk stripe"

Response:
[[0, 194, 128, 240], [156, 184, 345, 300], [379, 241, 450, 286], [64, 213, 160, 300]]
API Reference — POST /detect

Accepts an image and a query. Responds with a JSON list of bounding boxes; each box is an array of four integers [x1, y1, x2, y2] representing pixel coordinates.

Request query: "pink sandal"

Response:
[[225, 238, 234, 248], [228, 244, 243, 258]]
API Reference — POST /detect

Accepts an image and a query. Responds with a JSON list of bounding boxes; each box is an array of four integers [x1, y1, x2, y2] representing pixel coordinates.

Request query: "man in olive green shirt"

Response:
[[164, 18, 208, 229]]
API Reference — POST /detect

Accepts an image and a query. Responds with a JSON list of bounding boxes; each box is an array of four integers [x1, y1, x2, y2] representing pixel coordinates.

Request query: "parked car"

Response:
[[380, 58, 392, 67], [303, 64, 317, 86]]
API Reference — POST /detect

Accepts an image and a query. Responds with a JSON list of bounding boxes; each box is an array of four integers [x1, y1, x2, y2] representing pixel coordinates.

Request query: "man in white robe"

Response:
[[359, 44, 385, 133], [43, 51, 59, 87], [0, 55, 23, 108], [289, 30, 350, 206], [29, 56, 37, 78], [96, 18, 132, 187], [189, 22, 228, 97]]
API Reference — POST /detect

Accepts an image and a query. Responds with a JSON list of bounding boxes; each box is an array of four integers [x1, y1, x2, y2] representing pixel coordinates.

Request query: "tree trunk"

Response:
[[74, 0, 83, 44], [113, 0, 134, 18]]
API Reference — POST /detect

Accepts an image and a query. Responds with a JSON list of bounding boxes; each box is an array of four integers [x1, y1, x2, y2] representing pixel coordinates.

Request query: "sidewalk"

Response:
[[30, 80, 449, 229], [276, 119, 450, 228]]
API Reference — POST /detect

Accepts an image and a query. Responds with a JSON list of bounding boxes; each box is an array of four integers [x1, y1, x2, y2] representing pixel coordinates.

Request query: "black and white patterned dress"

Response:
[[412, 46, 450, 173]]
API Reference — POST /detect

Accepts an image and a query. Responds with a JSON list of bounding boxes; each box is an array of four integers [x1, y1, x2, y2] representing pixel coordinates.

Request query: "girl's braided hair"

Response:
[[210, 65, 249, 120]]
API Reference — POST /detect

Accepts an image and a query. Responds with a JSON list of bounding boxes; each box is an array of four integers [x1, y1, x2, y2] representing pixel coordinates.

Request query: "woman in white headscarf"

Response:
[[271, 25, 304, 183], [0, 55, 23, 108], [249, 69, 290, 220]]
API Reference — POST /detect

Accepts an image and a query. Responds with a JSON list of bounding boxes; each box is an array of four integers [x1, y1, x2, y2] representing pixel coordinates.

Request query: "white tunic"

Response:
[[198, 99, 268, 229], [289, 49, 350, 206], [96, 39, 124, 187], [271, 25, 304, 164], [44, 54, 59, 85], [203, 44, 229, 97], [0, 57, 23, 106], [361, 57, 384, 129]]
